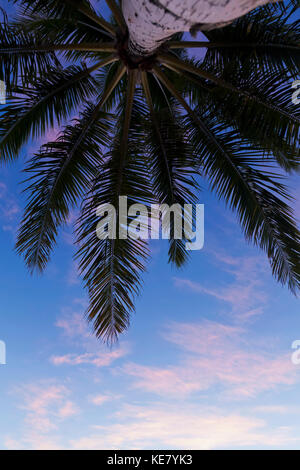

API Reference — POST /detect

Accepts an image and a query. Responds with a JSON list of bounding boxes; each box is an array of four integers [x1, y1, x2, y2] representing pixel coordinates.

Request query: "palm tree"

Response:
[[0, 0, 299, 342]]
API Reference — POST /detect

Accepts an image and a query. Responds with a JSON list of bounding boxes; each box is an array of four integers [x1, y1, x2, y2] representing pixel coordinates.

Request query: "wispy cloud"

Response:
[[89, 394, 122, 406], [52, 307, 129, 368], [69, 404, 296, 450], [6, 381, 78, 450], [122, 320, 298, 398], [51, 348, 127, 368], [57, 401, 79, 419], [253, 405, 293, 415], [55, 309, 89, 339], [174, 252, 268, 323], [0, 180, 20, 234], [66, 261, 81, 286]]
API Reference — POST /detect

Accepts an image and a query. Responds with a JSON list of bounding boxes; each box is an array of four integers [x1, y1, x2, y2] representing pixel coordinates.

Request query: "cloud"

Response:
[[66, 209, 79, 226], [5, 435, 62, 451], [51, 347, 127, 368], [62, 231, 74, 246], [2, 202, 20, 220], [174, 252, 268, 323], [7, 399, 297, 450], [0, 182, 7, 198], [0, 180, 20, 233], [57, 401, 79, 419], [6, 381, 79, 449], [25, 127, 61, 160], [174, 277, 265, 312], [55, 310, 89, 339], [52, 307, 129, 368], [121, 320, 298, 398], [123, 363, 202, 396], [69, 404, 296, 450], [66, 261, 81, 286], [89, 394, 122, 406], [20, 383, 68, 416], [253, 405, 300, 415], [18, 382, 78, 425]]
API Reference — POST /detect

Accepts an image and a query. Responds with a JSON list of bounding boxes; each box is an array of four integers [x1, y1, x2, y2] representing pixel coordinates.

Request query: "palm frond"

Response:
[[187, 107, 300, 293], [76, 72, 153, 342], [16, 105, 113, 271], [205, 74, 300, 172], [202, 7, 300, 78], [159, 54, 300, 170], [11, 10, 116, 62], [262, 0, 299, 15], [142, 72, 199, 267], [106, 0, 126, 33], [95, 61, 127, 112], [13, 0, 116, 36], [171, 57, 300, 171], [0, 17, 61, 89], [0, 58, 117, 161], [154, 66, 300, 292], [159, 53, 300, 123]]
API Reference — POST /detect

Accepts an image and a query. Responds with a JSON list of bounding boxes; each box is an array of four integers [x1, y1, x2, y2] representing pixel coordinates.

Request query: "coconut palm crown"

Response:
[[0, 0, 299, 342]]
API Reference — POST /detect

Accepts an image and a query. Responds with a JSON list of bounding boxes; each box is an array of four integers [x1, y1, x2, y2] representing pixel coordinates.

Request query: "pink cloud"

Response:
[[66, 262, 81, 286], [173, 253, 268, 323], [70, 404, 296, 450], [0, 181, 20, 230], [0, 182, 7, 198], [5, 435, 62, 451], [53, 307, 130, 368], [51, 347, 127, 368], [89, 394, 122, 406], [25, 127, 61, 160], [123, 363, 202, 396], [20, 384, 69, 418], [57, 401, 79, 419], [55, 311, 89, 339], [62, 231, 74, 246], [8, 381, 79, 449], [121, 320, 299, 398]]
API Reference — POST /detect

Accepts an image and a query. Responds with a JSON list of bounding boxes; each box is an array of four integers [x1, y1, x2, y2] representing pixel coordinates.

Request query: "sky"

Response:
[[0, 0, 300, 451]]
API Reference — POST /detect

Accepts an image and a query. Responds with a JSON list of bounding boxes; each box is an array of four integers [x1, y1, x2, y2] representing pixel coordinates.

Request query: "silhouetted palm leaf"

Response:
[[203, 8, 300, 78], [16, 105, 113, 271], [76, 75, 153, 341]]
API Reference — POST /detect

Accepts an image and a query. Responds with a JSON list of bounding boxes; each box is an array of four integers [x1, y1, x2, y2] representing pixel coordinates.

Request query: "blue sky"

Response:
[[0, 0, 300, 450]]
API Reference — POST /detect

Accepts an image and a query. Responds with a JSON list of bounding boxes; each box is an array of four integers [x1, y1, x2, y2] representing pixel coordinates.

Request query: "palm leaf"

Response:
[[160, 54, 300, 171], [174, 57, 300, 171], [187, 107, 300, 293], [142, 72, 199, 267], [0, 57, 117, 161], [16, 105, 113, 271], [154, 66, 300, 292], [76, 72, 153, 342], [0, 17, 61, 89], [13, 0, 116, 36], [203, 8, 300, 78]]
